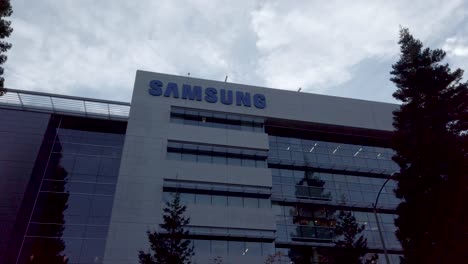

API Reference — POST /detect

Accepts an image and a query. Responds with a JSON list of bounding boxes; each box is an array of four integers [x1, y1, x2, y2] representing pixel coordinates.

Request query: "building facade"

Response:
[[1, 71, 402, 263]]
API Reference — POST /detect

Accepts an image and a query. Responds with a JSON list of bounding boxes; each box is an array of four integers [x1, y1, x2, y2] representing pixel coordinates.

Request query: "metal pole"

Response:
[[373, 174, 394, 264], [373, 203, 391, 264]]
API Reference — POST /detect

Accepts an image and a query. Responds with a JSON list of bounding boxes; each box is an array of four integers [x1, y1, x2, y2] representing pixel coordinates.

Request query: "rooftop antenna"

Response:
[[187, 72, 190, 77], [297, 87, 302, 92], [224, 75, 228, 82]]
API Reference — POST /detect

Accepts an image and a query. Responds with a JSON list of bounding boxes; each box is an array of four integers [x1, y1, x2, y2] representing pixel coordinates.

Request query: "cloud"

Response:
[[4, 0, 468, 102], [443, 37, 468, 57], [6, 0, 258, 101], [442, 37, 468, 77], [251, 0, 467, 93]]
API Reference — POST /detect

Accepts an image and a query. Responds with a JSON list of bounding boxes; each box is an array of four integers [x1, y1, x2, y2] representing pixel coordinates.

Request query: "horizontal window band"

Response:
[[185, 234, 275, 242], [42, 179, 116, 185], [268, 160, 395, 176], [171, 106, 265, 124], [171, 113, 264, 126], [163, 180, 271, 196], [24, 235, 107, 240], [168, 148, 267, 160], [168, 140, 268, 153], [163, 186, 271, 198], [38, 190, 115, 197], [271, 197, 397, 213]]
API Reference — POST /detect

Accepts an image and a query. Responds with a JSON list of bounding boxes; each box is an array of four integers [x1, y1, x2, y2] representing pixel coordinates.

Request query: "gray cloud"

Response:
[[4, 0, 468, 102]]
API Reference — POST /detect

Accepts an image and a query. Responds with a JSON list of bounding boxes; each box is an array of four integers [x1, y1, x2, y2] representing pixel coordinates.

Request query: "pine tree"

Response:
[[332, 210, 377, 264], [138, 193, 194, 264], [0, 0, 12, 94], [390, 28, 468, 263]]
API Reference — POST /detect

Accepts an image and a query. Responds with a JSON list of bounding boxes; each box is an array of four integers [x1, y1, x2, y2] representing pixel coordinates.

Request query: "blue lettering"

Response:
[[204, 87, 218, 103], [148, 80, 265, 109], [181, 84, 202, 101], [236, 91, 251, 107], [220, 89, 233, 105], [164, 82, 179, 98], [253, 94, 266, 109], [148, 80, 163, 96]]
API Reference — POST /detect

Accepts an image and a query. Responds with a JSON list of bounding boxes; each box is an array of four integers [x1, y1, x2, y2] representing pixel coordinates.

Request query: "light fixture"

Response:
[[354, 147, 362, 157], [309, 143, 318, 152], [332, 145, 340, 154], [286, 146, 290, 150]]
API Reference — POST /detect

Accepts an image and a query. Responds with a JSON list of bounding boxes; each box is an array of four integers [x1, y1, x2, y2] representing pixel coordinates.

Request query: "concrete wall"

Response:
[[103, 71, 397, 264]]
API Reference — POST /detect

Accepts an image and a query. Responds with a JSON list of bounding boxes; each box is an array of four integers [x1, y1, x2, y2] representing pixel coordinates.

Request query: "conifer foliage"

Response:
[[391, 28, 468, 263], [0, 0, 12, 93], [138, 193, 194, 264], [332, 210, 377, 264]]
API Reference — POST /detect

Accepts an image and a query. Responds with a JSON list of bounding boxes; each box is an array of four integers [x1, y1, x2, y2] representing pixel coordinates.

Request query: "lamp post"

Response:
[[372, 173, 396, 264]]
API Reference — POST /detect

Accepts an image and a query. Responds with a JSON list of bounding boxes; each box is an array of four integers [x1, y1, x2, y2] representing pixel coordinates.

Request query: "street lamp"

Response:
[[372, 172, 397, 264]]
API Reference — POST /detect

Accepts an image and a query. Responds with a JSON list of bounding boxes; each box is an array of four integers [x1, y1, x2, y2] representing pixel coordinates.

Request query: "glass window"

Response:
[[181, 153, 197, 162], [227, 157, 241, 166], [241, 158, 255, 167], [211, 240, 227, 256], [228, 241, 245, 256], [163, 192, 172, 203], [212, 155, 226, 165], [64, 194, 92, 219], [66, 182, 95, 194], [180, 193, 195, 204], [194, 239, 210, 254], [167, 152, 180, 160], [262, 242, 274, 256], [98, 157, 121, 177], [212, 195, 227, 206], [74, 156, 100, 175], [79, 239, 106, 263], [85, 225, 109, 238], [89, 195, 113, 217], [94, 184, 116, 195], [228, 196, 243, 207], [196, 194, 211, 205], [278, 150, 291, 160], [243, 197, 258, 208], [246, 242, 261, 256], [272, 204, 284, 216], [197, 154, 212, 163], [258, 198, 271, 208], [255, 159, 266, 168]]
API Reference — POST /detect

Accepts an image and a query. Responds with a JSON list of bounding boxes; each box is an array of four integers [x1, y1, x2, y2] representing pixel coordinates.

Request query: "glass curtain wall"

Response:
[[16, 115, 125, 264], [268, 133, 401, 263]]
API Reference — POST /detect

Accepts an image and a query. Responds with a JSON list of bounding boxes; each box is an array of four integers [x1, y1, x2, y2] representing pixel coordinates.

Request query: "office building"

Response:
[[0, 71, 402, 263]]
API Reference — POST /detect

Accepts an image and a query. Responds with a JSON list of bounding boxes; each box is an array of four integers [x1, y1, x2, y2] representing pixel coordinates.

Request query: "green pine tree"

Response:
[[332, 210, 377, 264], [390, 28, 468, 263], [138, 192, 194, 264], [0, 0, 12, 94]]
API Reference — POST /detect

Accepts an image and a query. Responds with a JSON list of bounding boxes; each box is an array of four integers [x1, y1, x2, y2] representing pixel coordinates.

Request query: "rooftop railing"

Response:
[[0, 88, 130, 120]]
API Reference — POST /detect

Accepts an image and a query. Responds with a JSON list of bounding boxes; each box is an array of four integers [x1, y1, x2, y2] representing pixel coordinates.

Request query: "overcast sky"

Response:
[[4, 0, 468, 103]]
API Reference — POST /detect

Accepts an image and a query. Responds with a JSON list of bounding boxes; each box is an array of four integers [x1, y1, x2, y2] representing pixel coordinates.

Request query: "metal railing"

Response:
[[0, 88, 130, 120]]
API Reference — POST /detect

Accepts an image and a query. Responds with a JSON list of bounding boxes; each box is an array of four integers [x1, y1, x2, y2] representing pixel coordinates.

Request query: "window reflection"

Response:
[[19, 116, 124, 264], [170, 107, 265, 133], [167, 141, 268, 168], [268, 136, 399, 174], [164, 191, 270, 209], [272, 202, 400, 249], [271, 168, 399, 207], [192, 239, 271, 256]]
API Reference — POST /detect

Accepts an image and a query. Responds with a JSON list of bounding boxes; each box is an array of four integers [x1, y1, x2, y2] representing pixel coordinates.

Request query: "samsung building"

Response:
[[0, 71, 403, 263]]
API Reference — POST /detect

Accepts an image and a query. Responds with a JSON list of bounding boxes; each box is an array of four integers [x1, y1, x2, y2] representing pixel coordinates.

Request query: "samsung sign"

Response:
[[148, 80, 266, 109]]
